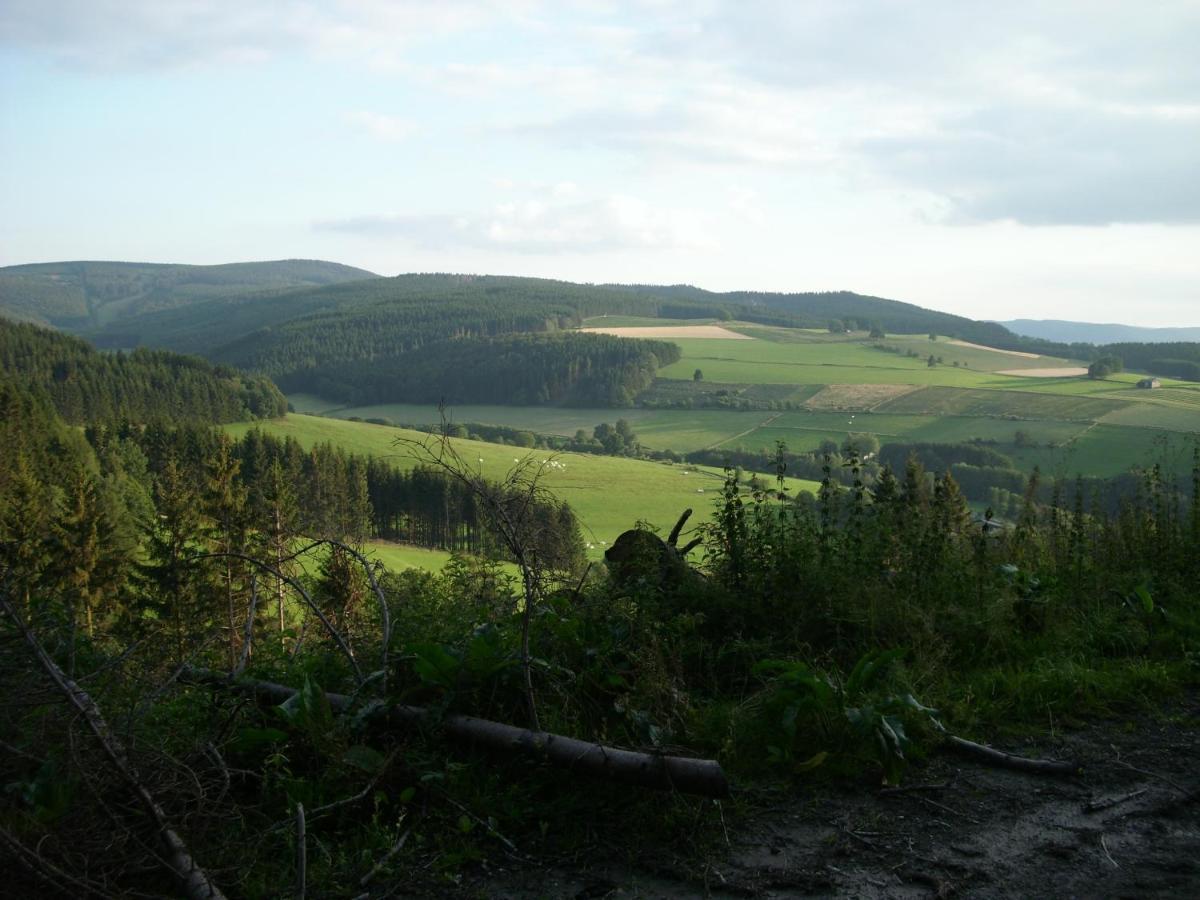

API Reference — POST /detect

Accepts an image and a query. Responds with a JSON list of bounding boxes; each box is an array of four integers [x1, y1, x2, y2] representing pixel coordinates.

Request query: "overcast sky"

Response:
[[2, 1, 1198, 324]]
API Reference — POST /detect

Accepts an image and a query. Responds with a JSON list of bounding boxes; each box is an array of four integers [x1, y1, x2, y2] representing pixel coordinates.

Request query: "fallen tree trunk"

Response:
[[182, 667, 730, 799], [943, 734, 1079, 777]]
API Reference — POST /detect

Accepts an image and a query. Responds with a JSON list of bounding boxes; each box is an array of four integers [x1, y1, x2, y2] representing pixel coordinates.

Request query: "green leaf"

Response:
[[411, 643, 461, 689], [794, 751, 829, 773], [298, 676, 335, 736], [232, 726, 288, 754], [1134, 584, 1154, 614], [342, 744, 386, 774]]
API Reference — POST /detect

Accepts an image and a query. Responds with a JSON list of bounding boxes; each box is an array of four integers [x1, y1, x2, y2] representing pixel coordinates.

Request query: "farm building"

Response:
[[1136, 377, 1161, 389]]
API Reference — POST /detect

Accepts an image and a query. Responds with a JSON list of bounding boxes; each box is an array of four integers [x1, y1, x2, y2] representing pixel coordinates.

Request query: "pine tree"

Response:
[[206, 435, 249, 669], [142, 456, 208, 663], [256, 458, 300, 647]]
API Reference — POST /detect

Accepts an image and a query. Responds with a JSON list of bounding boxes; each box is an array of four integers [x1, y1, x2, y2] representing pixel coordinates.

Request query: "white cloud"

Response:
[[314, 186, 710, 253], [344, 110, 417, 142], [0, 0, 541, 71]]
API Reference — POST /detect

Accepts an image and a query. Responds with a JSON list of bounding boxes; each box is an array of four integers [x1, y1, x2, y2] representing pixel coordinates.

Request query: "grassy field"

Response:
[[657, 337, 1004, 387], [363, 541, 524, 576], [225, 415, 821, 559], [287, 324, 1198, 498]]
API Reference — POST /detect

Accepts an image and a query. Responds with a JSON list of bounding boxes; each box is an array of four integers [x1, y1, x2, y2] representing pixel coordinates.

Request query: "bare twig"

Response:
[[878, 780, 953, 796], [359, 817, 411, 888], [269, 749, 400, 832], [1100, 834, 1118, 868], [942, 735, 1079, 777], [234, 574, 260, 676], [190, 550, 363, 684], [0, 824, 118, 899], [1084, 788, 1147, 813], [393, 421, 573, 732], [0, 590, 227, 900], [1111, 759, 1189, 796], [295, 803, 306, 900]]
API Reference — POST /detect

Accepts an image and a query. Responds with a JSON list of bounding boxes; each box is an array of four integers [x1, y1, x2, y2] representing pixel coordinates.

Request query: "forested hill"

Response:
[[87, 274, 666, 356], [0, 259, 377, 329], [0, 318, 286, 424], [608, 284, 1022, 349], [84, 274, 692, 407]]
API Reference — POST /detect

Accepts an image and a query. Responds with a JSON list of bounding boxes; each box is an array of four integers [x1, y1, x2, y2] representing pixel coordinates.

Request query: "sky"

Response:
[[1, 0, 1198, 325]]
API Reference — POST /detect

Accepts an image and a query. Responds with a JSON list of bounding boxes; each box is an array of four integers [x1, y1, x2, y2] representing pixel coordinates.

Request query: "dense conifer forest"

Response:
[[296, 332, 681, 406], [0, 318, 286, 423]]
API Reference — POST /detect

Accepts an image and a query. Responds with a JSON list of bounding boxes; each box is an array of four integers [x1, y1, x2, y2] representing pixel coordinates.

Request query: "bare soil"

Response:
[[947, 341, 1041, 359], [804, 384, 922, 410], [995, 367, 1090, 377], [444, 698, 1199, 899], [579, 326, 755, 340]]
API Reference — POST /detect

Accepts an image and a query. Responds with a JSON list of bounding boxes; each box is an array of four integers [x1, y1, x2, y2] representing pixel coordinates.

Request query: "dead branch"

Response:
[[182, 667, 730, 799], [942, 735, 1079, 777], [878, 780, 953, 796], [358, 817, 411, 888], [666, 508, 693, 548], [295, 802, 306, 900], [235, 574, 259, 676], [0, 823, 118, 899], [190, 549, 363, 684], [1084, 788, 1147, 813], [393, 423, 565, 731], [1, 592, 227, 900]]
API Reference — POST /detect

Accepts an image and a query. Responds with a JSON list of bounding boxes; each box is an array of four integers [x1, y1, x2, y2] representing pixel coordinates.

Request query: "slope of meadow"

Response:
[[225, 414, 819, 554]]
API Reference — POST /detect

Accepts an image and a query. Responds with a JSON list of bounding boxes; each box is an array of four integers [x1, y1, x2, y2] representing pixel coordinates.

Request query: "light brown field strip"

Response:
[[579, 325, 754, 340], [948, 339, 1041, 358], [997, 367, 1089, 377]]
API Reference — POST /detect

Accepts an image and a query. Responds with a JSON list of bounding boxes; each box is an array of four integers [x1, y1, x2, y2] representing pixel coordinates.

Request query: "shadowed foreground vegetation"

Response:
[[2, 371, 1197, 895]]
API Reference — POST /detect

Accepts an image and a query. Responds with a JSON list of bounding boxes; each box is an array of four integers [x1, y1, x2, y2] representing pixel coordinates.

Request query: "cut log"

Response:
[[943, 735, 1079, 777], [182, 667, 730, 799]]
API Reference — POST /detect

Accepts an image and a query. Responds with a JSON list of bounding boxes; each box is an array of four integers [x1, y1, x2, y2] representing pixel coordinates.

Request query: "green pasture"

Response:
[[287, 396, 770, 452], [363, 542, 523, 576], [875, 386, 1129, 421], [1009, 424, 1198, 479], [363, 542, 458, 573], [715, 410, 1090, 457], [882, 334, 1081, 371], [225, 415, 820, 555], [657, 337, 1007, 387], [288, 327, 1197, 489]]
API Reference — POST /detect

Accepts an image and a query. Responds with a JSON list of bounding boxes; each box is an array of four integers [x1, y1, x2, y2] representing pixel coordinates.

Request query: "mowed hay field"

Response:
[[224, 415, 820, 556]]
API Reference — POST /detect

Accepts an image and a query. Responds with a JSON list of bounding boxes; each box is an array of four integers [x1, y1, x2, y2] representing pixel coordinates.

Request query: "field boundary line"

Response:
[[706, 412, 781, 451]]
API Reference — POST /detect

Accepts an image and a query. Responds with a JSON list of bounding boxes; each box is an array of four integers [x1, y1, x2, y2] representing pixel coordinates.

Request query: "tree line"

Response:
[[0, 318, 286, 423], [288, 332, 681, 407]]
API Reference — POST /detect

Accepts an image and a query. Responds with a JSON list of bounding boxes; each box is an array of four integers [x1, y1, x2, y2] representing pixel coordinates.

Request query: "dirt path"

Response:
[[451, 699, 1199, 898]]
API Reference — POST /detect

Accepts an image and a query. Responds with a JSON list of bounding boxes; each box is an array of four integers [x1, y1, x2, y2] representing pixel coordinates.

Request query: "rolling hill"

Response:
[[0, 258, 377, 329], [1001, 319, 1200, 344]]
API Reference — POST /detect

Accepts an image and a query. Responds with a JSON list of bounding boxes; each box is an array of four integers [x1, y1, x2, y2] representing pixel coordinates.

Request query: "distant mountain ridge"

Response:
[[0, 259, 378, 329], [1001, 319, 1200, 344]]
